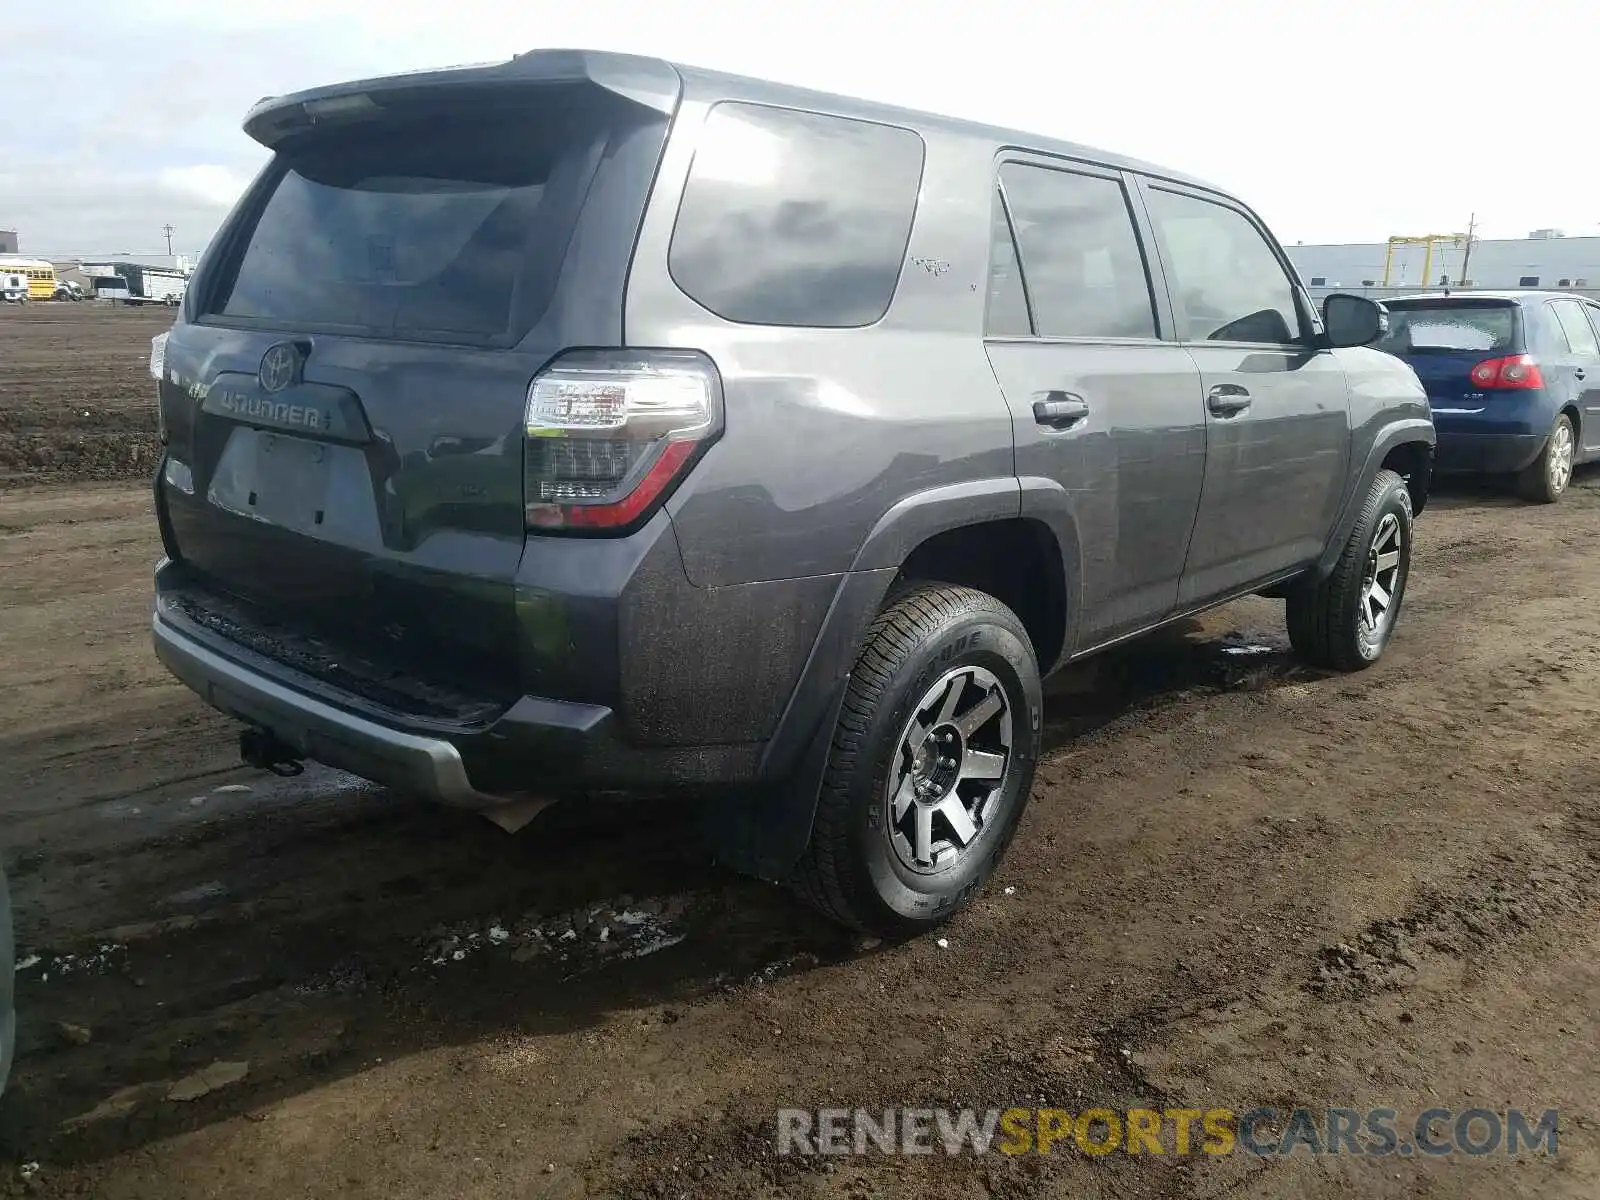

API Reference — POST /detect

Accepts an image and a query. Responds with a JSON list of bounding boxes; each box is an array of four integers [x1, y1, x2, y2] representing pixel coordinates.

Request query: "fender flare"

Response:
[[709, 475, 1083, 881], [849, 477, 1021, 571], [1313, 418, 1436, 580]]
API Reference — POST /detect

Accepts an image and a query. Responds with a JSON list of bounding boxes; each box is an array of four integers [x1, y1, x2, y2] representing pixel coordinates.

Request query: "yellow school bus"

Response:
[[0, 258, 57, 301]]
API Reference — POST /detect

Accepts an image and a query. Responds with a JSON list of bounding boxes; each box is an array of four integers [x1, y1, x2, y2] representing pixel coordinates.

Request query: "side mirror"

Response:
[[1321, 293, 1387, 348]]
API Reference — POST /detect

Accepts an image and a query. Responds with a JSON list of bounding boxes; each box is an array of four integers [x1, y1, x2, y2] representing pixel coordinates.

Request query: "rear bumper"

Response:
[[154, 608, 509, 808], [1433, 431, 1545, 475], [153, 581, 767, 806]]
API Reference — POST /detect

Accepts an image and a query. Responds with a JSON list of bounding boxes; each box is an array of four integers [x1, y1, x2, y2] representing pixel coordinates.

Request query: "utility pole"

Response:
[[1457, 213, 1477, 287], [162, 224, 175, 256]]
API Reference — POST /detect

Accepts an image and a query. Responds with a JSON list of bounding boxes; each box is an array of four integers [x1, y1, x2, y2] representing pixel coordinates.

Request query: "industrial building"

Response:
[[0, 230, 17, 255], [1287, 231, 1600, 293]]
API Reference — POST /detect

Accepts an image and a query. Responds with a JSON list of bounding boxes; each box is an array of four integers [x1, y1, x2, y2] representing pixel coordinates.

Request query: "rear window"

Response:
[[1376, 303, 1519, 354], [205, 93, 651, 346], [668, 102, 925, 328]]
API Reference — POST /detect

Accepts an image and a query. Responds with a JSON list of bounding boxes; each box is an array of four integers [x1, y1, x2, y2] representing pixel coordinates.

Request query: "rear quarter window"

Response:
[[668, 102, 925, 328], [1550, 300, 1600, 357]]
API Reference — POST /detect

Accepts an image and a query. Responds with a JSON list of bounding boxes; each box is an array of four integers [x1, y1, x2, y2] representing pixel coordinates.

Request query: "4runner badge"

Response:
[[259, 343, 301, 394]]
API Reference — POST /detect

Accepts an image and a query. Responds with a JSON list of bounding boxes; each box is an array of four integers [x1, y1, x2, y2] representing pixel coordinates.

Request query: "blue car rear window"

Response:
[[1377, 304, 1518, 354]]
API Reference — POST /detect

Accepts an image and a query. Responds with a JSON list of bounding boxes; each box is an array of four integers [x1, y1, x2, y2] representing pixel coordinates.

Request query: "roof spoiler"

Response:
[[242, 49, 682, 150]]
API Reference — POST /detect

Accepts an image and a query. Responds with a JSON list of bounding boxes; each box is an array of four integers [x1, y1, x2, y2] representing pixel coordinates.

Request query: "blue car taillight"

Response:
[[1469, 354, 1544, 390]]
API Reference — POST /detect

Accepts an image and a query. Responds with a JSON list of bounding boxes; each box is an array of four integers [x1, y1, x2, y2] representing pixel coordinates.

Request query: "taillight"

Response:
[[1469, 354, 1544, 390], [523, 350, 722, 532], [150, 332, 169, 444]]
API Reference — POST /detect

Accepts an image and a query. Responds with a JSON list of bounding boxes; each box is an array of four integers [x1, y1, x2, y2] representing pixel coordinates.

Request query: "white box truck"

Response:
[[83, 262, 187, 306]]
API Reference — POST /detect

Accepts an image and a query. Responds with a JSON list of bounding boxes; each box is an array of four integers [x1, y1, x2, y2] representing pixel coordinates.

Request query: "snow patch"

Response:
[[20, 944, 127, 980], [420, 895, 691, 970]]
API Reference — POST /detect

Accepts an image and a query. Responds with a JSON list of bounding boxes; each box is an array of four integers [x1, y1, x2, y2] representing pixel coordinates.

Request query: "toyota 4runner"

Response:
[[150, 50, 1435, 937]]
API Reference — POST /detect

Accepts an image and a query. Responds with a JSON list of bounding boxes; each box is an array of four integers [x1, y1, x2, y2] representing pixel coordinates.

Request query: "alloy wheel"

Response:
[[1549, 421, 1574, 495], [884, 665, 1014, 874], [1359, 512, 1404, 638]]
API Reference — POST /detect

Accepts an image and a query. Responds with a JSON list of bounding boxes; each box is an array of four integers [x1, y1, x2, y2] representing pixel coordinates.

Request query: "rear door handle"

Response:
[[1033, 393, 1089, 429], [1207, 384, 1252, 416]]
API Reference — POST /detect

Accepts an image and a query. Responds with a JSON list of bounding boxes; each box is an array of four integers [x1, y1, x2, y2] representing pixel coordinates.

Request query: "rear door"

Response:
[[1548, 299, 1600, 453], [158, 77, 673, 699], [983, 158, 1206, 649], [1136, 181, 1350, 604]]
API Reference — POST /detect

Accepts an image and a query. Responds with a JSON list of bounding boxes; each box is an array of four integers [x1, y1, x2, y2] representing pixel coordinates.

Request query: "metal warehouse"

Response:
[[1288, 232, 1600, 292]]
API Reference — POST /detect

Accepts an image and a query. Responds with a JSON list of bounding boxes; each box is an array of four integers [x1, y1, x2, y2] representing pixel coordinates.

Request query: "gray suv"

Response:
[[150, 50, 1435, 937]]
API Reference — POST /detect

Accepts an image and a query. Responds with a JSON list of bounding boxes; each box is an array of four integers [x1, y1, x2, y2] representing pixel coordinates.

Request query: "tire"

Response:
[[1286, 468, 1413, 672], [1516, 413, 1575, 504], [792, 583, 1043, 937]]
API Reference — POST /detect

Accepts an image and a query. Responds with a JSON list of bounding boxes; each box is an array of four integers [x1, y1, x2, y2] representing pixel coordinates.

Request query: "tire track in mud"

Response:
[[2, 617, 1332, 1174], [4, 464, 1600, 1195], [598, 484, 1600, 1200]]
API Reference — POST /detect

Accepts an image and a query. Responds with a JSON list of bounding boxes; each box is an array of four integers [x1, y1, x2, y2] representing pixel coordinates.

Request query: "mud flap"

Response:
[[702, 676, 849, 884], [480, 798, 556, 834]]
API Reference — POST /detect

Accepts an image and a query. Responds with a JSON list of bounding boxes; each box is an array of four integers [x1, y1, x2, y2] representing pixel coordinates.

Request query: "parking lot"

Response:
[[1, 303, 1597, 1198]]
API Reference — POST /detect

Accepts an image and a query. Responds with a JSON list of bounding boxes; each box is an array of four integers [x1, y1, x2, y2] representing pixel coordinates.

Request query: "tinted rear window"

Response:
[[669, 102, 925, 328], [1376, 304, 1519, 354], [206, 92, 651, 346]]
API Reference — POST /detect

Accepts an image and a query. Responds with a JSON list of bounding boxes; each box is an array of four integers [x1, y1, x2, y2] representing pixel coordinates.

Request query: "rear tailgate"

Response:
[[1377, 298, 1523, 409], [157, 61, 677, 715]]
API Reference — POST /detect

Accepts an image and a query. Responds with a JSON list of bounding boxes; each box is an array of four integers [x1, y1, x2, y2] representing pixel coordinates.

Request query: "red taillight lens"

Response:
[[523, 351, 722, 533], [1470, 354, 1544, 390]]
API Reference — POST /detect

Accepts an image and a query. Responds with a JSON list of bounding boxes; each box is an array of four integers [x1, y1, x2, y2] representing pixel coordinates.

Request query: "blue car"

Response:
[[1375, 291, 1600, 502]]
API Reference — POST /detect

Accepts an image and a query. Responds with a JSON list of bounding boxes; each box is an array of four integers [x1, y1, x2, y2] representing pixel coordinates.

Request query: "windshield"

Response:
[[1376, 303, 1520, 355], [205, 90, 651, 346]]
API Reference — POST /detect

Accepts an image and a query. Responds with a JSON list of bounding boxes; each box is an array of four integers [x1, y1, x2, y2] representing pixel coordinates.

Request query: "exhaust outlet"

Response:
[[239, 727, 305, 777]]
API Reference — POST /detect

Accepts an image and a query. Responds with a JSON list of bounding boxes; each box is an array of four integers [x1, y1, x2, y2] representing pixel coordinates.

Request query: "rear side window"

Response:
[[206, 91, 656, 346], [1376, 304, 1518, 354], [998, 163, 1156, 339], [1144, 188, 1303, 344], [1551, 301, 1600, 357], [669, 103, 925, 328]]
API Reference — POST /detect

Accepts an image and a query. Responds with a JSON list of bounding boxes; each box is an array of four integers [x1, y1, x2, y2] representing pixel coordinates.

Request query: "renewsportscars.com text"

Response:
[[777, 1106, 1559, 1158]]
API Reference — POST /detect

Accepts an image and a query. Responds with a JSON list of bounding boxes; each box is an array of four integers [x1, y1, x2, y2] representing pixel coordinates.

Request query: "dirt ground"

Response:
[[0, 305, 170, 489], [1, 309, 1597, 1198]]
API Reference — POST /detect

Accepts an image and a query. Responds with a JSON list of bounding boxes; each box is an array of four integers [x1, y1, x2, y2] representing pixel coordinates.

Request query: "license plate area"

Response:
[[247, 432, 330, 533]]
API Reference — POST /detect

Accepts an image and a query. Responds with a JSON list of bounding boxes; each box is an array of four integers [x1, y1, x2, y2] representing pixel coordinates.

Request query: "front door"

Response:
[[1135, 182, 1351, 605], [982, 160, 1206, 651]]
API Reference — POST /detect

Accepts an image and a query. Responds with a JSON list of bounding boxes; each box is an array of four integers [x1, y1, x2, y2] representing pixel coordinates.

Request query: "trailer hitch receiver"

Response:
[[239, 727, 305, 777]]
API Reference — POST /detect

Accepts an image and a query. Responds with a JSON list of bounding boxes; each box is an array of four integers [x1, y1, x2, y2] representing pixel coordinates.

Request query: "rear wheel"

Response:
[[792, 584, 1042, 937], [1286, 468, 1413, 671], [1516, 414, 1574, 503]]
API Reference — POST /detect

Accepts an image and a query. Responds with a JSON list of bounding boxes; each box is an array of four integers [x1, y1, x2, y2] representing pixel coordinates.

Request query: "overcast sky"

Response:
[[4, 0, 1594, 258]]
